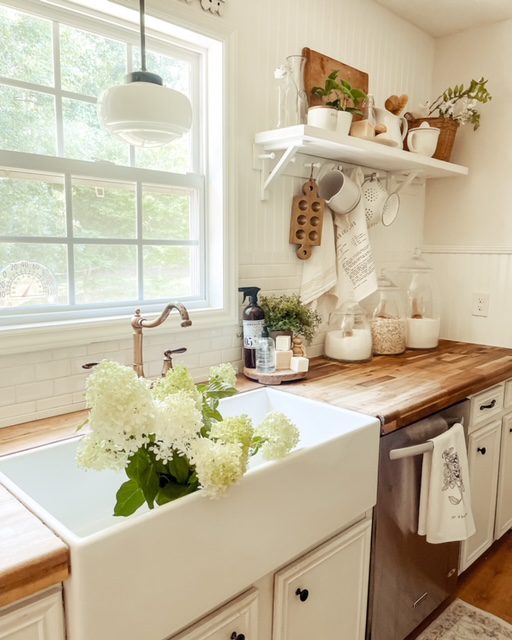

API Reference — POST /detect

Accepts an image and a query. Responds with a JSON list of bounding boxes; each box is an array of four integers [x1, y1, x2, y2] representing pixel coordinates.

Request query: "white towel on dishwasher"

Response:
[[418, 423, 476, 544]]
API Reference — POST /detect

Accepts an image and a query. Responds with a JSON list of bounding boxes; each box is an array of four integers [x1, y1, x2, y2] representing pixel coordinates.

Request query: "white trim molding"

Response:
[[423, 245, 512, 255]]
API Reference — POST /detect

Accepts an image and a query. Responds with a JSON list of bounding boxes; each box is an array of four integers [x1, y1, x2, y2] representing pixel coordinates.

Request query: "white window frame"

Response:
[[0, 0, 237, 354]]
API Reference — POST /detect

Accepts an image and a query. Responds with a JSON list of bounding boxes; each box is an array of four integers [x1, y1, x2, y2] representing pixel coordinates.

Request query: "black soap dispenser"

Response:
[[238, 286, 265, 369]]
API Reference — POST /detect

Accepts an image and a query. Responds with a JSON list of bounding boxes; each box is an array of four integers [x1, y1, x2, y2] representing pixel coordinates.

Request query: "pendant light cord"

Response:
[[139, 0, 146, 72]]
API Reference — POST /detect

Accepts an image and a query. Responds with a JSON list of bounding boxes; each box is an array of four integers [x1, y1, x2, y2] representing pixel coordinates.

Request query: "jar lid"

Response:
[[377, 269, 400, 290], [399, 248, 432, 271]]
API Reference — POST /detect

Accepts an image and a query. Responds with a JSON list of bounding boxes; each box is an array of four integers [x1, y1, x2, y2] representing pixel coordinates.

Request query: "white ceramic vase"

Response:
[[336, 110, 353, 137]]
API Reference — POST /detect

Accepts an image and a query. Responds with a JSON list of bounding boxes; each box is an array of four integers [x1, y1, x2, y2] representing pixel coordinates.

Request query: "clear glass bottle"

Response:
[[274, 65, 287, 128], [400, 249, 440, 349], [284, 55, 308, 126], [324, 300, 372, 363], [370, 271, 406, 355], [256, 326, 276, 373]]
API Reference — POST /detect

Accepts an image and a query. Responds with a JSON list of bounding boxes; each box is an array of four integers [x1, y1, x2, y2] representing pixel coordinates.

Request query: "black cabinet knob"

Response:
[[477, 447, 487, 455], [230, 633, 245, 640], [295, 587, 309, 602], [480, 399, 496, 410]]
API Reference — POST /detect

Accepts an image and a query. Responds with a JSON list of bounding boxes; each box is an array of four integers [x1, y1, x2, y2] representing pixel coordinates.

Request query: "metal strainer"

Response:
[[361, 173, 388, 226]]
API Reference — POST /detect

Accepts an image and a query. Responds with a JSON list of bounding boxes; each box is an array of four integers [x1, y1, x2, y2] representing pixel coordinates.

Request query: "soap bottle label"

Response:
[[243, 319, 265, 348]]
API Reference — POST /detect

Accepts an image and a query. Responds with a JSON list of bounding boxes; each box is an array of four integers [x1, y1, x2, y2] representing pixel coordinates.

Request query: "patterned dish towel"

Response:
[[418, 423, 476, 543]]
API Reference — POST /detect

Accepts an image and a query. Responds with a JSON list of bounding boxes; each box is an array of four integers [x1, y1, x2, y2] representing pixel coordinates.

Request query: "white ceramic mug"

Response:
[[307, 106, 338, 131], [374, 107, 408, 149], [318, 169, 361, 215], [407, 122, 440, 157]]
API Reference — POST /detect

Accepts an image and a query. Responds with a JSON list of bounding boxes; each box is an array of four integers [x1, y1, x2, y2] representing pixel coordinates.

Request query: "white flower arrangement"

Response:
[[78, 362, 299, 516]]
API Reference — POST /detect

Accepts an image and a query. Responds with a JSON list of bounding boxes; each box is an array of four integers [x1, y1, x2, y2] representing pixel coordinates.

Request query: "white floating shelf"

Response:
[[255, 125, 468, 199]]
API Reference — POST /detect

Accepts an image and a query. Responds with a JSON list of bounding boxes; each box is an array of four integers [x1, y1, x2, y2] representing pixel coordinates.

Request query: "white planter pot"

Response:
[[307, 106, 338, 131], [337, 111, 353, 137]]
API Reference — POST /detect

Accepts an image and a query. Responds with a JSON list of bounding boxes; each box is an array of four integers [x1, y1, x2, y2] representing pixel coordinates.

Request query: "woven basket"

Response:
[[405, 116, 459, 162]]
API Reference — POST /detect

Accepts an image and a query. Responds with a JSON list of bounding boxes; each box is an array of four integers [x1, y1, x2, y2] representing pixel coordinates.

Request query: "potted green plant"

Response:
[[260, 293, 321, 344], [406, 77, 492, 161], [308, 71, 368, 136]]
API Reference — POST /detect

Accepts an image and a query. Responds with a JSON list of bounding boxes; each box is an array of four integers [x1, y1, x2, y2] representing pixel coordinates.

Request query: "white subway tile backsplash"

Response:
[[0, 388, 15, 407], [53, 374, 88, 396], [15, 381, 54, 403], [0, 366, 35, 389], [51, 345, 87, 361], [0, 400, 37, 421], [35, 360, 71, 381], [36, 393, 74, 411]]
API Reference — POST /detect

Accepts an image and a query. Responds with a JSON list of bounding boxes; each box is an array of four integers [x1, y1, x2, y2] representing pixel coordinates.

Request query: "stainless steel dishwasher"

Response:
[[367, 399, 471, 640]]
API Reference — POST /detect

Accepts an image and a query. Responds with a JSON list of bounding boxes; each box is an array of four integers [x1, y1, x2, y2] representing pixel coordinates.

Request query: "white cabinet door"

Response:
[[170, 589, 258, 640], [495, 411, 512, 539], [460, 419, 502, 572], [0, 590, 65, 640], [272, 519, 372, 640]]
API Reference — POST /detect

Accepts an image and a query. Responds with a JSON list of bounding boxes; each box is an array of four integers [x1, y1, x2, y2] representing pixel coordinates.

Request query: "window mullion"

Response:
[[136, 180, 144, 302], [64, 173, 75, 305], [52, 20, 64, 157]]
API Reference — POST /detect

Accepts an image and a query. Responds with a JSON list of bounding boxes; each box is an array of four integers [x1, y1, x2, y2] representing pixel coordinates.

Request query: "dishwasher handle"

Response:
[[389, 417, 464, 460]]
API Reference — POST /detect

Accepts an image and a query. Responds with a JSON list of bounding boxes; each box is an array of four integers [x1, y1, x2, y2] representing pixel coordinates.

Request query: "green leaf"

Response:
[[168, 453, 191, 484], [156, 479, 198, 505], [125, 448, 159, 509], [114, 479, 145, 517]]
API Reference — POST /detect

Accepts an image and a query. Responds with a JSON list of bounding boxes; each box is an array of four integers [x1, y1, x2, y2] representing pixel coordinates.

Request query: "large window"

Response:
[[0, 0, 220, 328]]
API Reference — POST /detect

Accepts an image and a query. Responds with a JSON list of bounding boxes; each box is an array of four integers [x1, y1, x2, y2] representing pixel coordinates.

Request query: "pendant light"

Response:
[[98, 0, 192, 148]]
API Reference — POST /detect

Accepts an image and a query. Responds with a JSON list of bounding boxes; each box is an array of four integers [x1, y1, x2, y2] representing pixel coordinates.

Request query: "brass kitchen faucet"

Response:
[[131, 303, 192, 378]]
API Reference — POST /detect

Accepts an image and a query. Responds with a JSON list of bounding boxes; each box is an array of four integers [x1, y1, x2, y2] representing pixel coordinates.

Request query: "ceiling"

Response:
[[375, 0, 512, 37]]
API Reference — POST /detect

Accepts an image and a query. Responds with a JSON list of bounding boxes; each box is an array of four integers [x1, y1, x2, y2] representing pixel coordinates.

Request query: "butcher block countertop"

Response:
[[2, 339, 512, 608]]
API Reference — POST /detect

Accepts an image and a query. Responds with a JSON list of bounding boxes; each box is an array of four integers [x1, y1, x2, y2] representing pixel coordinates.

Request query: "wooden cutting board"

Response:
[[303, 47, 369, 108]]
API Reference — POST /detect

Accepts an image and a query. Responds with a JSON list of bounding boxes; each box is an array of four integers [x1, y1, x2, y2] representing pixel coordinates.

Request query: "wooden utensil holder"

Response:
[[289, 179, 325, 260]]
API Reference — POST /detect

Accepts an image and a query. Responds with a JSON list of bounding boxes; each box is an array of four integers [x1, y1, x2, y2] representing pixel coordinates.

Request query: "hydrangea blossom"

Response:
[[210, 415, 254, 466], [82, 360, 155, 462], [209, 362, 237, 387], [153, 391, 203, 460], [190, 437, 245, 497], [152, 365, 202, 409], [255, 411, 300, 460], [77, 434, 129, 471]]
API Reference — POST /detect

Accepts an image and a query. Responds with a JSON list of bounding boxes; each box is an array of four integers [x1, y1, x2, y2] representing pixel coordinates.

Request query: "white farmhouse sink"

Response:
[[0, 387, 379, 640]]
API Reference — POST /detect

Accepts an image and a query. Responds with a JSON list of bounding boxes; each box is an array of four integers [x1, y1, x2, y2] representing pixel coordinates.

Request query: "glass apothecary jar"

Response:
[[400, 249, 440, 349], [324, 300, 372, 363], [370, 272, 406, 355]]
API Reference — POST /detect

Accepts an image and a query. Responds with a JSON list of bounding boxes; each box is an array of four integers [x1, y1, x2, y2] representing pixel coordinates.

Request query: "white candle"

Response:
[[325, 329, 372, 362], [406, 317, 440, 349]]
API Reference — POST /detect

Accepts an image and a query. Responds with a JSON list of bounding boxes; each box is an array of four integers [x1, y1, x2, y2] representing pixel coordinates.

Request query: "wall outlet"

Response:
[[472, 292, 490, 317]]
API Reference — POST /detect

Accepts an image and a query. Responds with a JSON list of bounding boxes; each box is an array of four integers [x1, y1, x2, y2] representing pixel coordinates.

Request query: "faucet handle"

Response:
[[161, 347, 187, 377], [82, 362, 99, 370]]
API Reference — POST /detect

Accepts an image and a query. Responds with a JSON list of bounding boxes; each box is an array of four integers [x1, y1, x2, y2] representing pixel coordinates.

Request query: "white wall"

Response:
[[424, 19, 512, 347], [0, 0, 434, 427]]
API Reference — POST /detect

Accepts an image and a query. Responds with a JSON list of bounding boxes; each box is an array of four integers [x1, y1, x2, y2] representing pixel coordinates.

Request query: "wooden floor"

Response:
[[408, 531, 512, 638], [455, 530, 512, 624]]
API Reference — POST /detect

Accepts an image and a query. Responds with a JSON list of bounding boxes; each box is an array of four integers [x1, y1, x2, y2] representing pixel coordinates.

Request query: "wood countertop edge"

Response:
[[2, 339, 512, 608], [0, 484, 70, 609]]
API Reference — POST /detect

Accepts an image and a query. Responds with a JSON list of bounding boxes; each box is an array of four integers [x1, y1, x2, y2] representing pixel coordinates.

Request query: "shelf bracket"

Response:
[[260, 144, 300, 200]]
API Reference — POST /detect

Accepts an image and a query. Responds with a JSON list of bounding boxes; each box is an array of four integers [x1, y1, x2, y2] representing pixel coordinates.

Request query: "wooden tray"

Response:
[[243, 367, 307, 385], [303, 47, 369, 108]]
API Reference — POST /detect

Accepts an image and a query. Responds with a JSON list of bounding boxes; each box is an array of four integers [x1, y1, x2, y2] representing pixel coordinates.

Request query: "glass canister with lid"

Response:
[[370, 271, 406, 355], [324, 300, 372, 362], [400, 249, 440, 349]]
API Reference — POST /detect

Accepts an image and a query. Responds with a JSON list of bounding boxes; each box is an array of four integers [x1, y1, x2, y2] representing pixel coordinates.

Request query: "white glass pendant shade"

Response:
[[99, 81, 192, 148]]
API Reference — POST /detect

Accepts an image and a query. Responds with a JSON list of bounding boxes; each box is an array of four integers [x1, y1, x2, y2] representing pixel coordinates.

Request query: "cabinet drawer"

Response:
[[468, 385, 504, 433], [0, 589, 65, 640], [170, 589, 258, 640], [504, 380, 512, 409], [272, 519, 371, 640]]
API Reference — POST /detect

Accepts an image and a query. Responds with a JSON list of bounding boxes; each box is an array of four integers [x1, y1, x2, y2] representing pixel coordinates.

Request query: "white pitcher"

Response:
[[374, 107, 408, 149]]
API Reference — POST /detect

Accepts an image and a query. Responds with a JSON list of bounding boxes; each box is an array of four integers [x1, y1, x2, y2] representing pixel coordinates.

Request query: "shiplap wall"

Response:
[[0, 0, 434, 427], [424, 19, 512, 348]]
